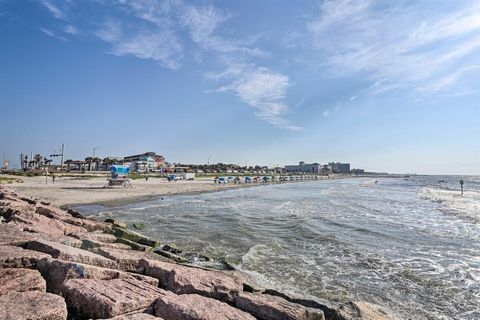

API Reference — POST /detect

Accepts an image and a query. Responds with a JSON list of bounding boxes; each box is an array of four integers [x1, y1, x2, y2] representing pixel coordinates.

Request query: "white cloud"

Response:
[[214, 65, 300, 130], [96, 20, 183, 70], [35, 0, 297, 129], [64, 25, 78, 35], [39, 0, 66, 19], [323, 110, 330, 117], [40, 27, 66, 41], [350, 96, 357, 101], [308, 0, 480, 95]]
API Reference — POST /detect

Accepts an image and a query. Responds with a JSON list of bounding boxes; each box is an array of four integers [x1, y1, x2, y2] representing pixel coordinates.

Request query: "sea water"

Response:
[[76, 176, 480, 320]]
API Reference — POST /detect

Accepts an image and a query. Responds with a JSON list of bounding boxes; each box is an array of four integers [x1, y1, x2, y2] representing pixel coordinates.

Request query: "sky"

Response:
[[0, 0, 479, 175]]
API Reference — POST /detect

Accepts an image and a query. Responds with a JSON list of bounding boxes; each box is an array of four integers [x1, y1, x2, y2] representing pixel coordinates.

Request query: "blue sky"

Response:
[[1, 0, 479, 174]]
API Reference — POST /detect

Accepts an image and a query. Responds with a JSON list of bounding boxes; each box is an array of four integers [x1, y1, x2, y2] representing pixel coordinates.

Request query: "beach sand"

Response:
[[0, 174, 250, 207]]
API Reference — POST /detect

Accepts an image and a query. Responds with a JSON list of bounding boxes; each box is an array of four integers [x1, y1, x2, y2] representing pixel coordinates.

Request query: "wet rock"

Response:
[[0, 291, 67, 320], [335, 301, 393, 320], [0, 245, 50, 268], [36, 258, 158, 294], [105, 219, 129, 229], [62, 278, 165, 319], [117, 237, 151, 251], [0, 268, 46, 295], [162, 243, 182, 255], [153, 248, 188, 263], [26, 239, 117, 268], [154, 291, 255, 320], [235, 292, 325, 320], [110, 227, 159, 247], [95, 248, 173, 272], [262, 289, 337, 319], [66, 208, 86, 219], [133, 223, 145, 230]]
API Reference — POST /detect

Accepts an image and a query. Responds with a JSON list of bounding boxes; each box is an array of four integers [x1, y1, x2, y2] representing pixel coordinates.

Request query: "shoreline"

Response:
[[1, 173, 362, 208], [0, 184, 393, 320]]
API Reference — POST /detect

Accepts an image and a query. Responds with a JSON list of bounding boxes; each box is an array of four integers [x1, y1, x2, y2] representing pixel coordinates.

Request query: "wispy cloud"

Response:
[[40, 27, 66, 41], [39, 0, 66, 20], [96, 20, 183, 70], [213, 65, 300, 130], [308, 0, 480, 95], [64, 25, 78, 35]]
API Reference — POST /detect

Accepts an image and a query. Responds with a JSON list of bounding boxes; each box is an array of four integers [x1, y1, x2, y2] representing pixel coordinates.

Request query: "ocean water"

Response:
[[77, 176, 480, 320]]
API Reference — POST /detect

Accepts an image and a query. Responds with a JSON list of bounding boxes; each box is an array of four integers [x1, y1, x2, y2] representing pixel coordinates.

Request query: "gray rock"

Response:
[[0, 291, 67, 320]]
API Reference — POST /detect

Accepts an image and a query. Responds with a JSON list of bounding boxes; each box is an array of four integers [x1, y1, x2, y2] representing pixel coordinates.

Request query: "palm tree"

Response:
[[84, 157, 93, 171]]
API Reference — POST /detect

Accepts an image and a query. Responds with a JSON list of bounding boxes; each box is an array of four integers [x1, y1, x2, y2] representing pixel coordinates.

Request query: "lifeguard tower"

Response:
[[104, 165, 132, 188]]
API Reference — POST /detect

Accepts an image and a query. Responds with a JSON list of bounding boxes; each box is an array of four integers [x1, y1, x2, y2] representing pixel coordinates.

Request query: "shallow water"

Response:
[[77, 176, 480, 319]]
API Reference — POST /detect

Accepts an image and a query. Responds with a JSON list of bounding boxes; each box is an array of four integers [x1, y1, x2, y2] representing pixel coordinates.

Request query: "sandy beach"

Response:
[[0, 174, 252, 207]]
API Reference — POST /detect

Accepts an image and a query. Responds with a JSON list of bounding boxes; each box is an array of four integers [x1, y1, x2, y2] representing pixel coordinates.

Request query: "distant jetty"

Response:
[[0, 185, 393, 319]]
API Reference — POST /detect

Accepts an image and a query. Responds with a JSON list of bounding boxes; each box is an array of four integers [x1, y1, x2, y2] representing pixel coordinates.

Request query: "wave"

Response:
[[418, 187, 480, 221]]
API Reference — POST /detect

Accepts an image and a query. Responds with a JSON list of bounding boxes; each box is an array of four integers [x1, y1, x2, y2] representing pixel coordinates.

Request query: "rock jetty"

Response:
[[0, 186, 393, 320]]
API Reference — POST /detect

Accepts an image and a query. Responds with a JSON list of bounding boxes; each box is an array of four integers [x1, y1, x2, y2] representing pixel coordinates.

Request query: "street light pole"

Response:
[[93, 146, 99, 158]]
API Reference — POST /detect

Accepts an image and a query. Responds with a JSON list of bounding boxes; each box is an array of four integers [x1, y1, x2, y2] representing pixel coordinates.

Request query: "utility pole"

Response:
[[60, 143, 65, 168], [93, 146, 99, 158]]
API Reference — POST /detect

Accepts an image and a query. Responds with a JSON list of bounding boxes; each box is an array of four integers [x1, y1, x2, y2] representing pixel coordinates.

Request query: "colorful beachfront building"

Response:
[[123, 152, 166, 172]]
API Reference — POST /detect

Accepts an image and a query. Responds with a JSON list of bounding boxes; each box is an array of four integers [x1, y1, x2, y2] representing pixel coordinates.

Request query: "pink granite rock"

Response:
[[0, 268, 46, 295], [35, 206, 110, 232], [62, 278, 165, 319], [140, 259, 243, 302], [138, 259, 178, 287], [0, 223, 37, 246], [0, 291, 67, 320], [26, 239, 117, 268], [95, 248, 172, 272], [36, 258, 158, 294], [11, 210, 88, 236], [166, 263, 243, 302], [155, 291, 255, 320], [234, 292, 325, 320], [0, 245, 50, 268]]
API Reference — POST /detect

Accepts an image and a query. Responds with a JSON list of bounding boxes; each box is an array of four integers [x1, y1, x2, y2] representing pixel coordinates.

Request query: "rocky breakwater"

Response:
[[0, 186, 394, 320]]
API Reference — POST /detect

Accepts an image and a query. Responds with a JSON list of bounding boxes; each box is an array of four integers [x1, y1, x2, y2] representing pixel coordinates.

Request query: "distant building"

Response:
[[284, 161, 321, 173], [351, 168, 364, 175], [329, 162, 350, 174], [124, 152, 165, 172]]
